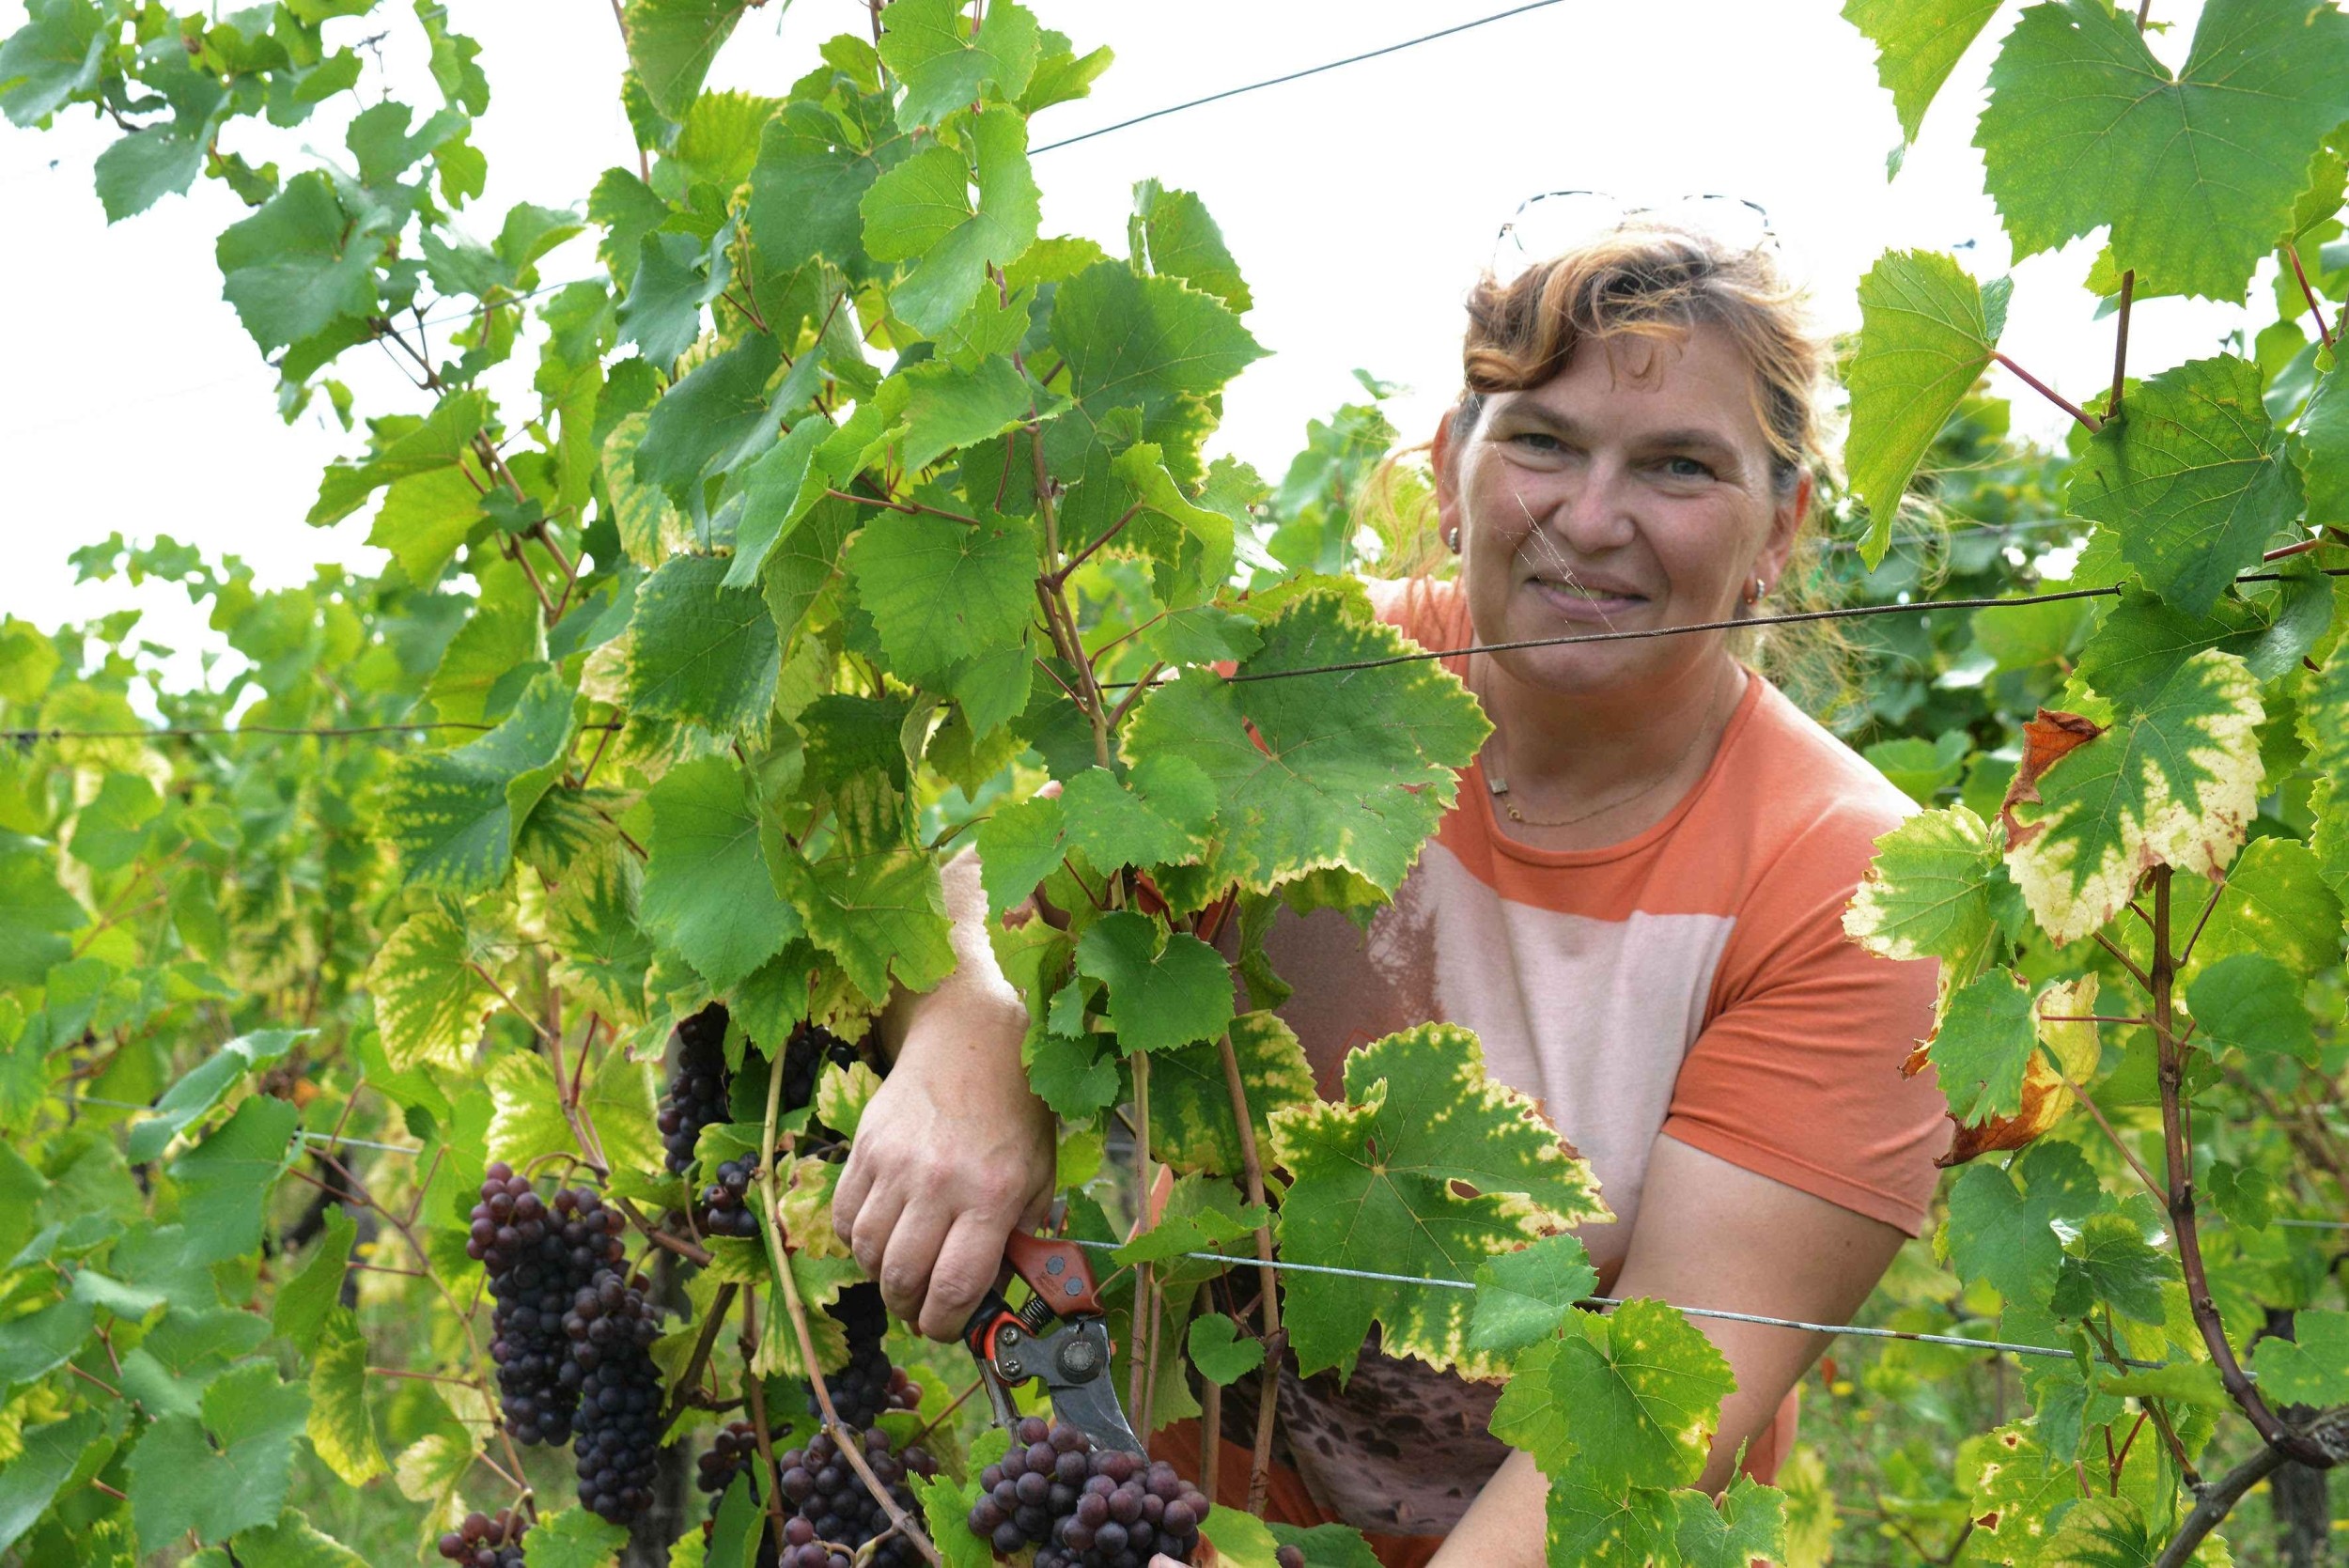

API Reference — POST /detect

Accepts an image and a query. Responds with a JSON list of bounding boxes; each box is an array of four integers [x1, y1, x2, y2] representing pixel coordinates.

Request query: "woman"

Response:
[[832, 222, 1948, 1566]]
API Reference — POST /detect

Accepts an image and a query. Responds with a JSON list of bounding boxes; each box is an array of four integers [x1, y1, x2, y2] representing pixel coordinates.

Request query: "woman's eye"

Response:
[[1510, 431, 1565, 454], [1659, 456, 1715, 480]]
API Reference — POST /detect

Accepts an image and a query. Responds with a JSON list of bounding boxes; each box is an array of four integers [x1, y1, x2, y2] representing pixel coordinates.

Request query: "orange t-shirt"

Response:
[[1244, 576, 1946, 1535]]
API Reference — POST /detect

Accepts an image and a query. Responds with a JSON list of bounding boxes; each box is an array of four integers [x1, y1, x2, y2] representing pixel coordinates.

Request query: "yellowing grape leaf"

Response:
[[1147, 1010, 1317, 1178], [368, 906, 495, 1073], [2000, 651, 2263, 945], [379, 668, 576, 895], [1268, 1023, 1606, 1379], [1919, 973, 2101, 1168], [1975, 0, 2349, 300], [1489, 1299, 1734, 1492], [1845, 250, 2010, 565]]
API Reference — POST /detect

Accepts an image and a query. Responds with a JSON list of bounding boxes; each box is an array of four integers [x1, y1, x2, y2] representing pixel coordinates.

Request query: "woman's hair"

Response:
[[1377, 219, 1854, 708], [1450, 221, 1835, 501]]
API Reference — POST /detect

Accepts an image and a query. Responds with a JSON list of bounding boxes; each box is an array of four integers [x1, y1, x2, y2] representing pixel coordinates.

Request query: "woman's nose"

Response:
[[1529, 460, 1637, 553]]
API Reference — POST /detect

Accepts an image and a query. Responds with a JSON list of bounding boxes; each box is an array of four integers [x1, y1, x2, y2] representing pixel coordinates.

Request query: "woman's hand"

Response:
[[832, 990, 1057, 1340]]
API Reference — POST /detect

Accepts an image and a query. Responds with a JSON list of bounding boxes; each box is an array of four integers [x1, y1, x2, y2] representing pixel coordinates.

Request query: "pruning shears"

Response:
[[962, 1231, 1145, 1455]]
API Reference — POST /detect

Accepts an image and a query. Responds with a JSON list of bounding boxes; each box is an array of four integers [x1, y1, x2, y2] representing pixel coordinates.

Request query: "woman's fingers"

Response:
[[847, 1180, 908, 1284], [918, 1209, 1020, 1341], [875, 1199, 956, 1327], [832, 1143, 875, 1248]]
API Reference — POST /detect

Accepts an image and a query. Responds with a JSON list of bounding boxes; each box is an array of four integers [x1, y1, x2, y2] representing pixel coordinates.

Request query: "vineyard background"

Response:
[[2, 0, 2345, 1565]]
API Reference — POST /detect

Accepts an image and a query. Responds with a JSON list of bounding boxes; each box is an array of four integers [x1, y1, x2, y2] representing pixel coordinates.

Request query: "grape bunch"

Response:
[[698, 1157, 762, 1239], [469, 1167, 624, 1445], [660, 1002, 734, 1174], [964, 1418, 1213, 1568], [816, 1282, 922, 1428], [782, 1020, 863, 1129], [770, 1425, 937, 1568], [566, 1267, 667, 1526], [436, 1509, 528, 1568]]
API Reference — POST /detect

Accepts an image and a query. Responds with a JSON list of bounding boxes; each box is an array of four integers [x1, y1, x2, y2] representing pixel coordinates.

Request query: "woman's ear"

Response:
[[1432, 417, 1463, 552], [1756, 469, 1811, 590]]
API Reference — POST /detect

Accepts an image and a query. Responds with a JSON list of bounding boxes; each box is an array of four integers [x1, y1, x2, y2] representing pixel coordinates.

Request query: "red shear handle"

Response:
[[1003, 1232, 1102, 1316]]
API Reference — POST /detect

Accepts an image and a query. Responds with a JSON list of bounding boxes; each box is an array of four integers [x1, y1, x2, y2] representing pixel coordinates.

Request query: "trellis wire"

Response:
[[1057, 1239, 2179, 1369], [70, 1087, 2341, 1367]]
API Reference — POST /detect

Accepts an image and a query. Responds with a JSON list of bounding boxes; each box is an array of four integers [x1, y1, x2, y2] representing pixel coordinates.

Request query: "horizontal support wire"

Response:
[[17, 567, 2343, 745], [62, 1091, 2345, 1362]]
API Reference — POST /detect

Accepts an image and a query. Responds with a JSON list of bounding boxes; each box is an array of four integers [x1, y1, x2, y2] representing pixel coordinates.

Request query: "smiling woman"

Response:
[[1145, 223, 1952, 1565]]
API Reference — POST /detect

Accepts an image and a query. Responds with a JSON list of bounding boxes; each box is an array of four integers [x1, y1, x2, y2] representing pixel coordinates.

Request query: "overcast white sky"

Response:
[[0, 0, 2252, 684]]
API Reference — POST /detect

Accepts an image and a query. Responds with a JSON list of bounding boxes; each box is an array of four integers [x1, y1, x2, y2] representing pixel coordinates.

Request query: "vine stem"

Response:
[[2286, 245, 2336, 350], [2109, 269, 2135, 418], [2152, 1435, 2322, 1568], [739, 1287, 793, 1547], [2149, 868, 2335, 1469], [1994, 351, 2103, 433], [1215, 1028, 1283, 1514], [759, 1040, 944, 1565], [1130, 1048, 1158, 1434], [661, 1281, 740, 1430]]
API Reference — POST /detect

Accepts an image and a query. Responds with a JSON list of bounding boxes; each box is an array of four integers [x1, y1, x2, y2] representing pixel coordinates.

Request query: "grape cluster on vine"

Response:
[[781, 1019, 863, 1120], [469, 1166, 624, 1445], [964, 1418, 1213, 1568], [771, 1425, 936, 1567], [699, 1156, 762, 1239], [436, 1509, 528, 1567], [567, 1265, 667, 1525], [816, 1281, 922, 1428], [659, 1002, 734, 1174]]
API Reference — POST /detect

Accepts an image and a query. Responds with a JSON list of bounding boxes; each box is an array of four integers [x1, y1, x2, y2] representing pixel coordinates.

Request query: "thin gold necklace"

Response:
[[1479, 664, 1733, 831]]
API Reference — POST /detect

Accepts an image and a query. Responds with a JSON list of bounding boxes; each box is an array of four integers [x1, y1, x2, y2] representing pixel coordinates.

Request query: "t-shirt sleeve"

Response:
[[1661, 806, 1948, 1235]]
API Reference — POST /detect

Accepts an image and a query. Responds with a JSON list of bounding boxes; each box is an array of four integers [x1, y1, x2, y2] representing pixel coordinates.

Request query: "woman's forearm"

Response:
[[875, 846, 1030, 1064], [1430, 1449, 1548, 1566]]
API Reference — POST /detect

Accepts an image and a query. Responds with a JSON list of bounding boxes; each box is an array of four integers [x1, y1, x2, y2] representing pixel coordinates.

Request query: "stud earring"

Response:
[[1747, 574, 1766, 605]]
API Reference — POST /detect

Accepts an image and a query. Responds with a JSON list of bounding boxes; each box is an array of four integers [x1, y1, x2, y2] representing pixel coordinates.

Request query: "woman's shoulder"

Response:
[[1360, 574, 1463, 644], [1719, 676, 1919, 872]]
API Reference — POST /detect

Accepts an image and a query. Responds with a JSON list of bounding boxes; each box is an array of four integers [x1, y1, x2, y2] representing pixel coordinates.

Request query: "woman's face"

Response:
[[1435, 322, 1808, 705]]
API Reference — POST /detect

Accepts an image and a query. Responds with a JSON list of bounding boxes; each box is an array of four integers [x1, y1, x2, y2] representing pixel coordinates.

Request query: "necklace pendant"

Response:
[[1486, 763, 1509, 797]]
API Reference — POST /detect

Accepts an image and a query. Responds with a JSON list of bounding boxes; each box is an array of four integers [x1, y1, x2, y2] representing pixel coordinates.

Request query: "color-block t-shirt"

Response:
[[1249, 576, 1946, 1534]]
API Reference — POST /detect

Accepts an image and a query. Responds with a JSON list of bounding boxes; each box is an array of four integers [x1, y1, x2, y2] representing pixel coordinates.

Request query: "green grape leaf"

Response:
[[1185, 1312, 1265, 1385], [170, 1093, 299, 1265], [1975, 0, 2349, 300], [2185, 836, 2343, 981], [1844, 803, 2000, 970], [911, 1470, 997, 1568], [0, 1409, 108, 1558], [272, 1206, 358, 1355], [2001, 650, 2263, 945], [1943, 1139, 2105, 1303], [2252, 1309, 2349, 1405], [368, 468, 482, 585], [94, 121, 208, 222], [0, 1297, 93, 1387], [1121, 590, 1490, 895], [312, 391, 489, 525], [1147, 1010, 1317, 1178], [845, 511, 1037, 686], [1675, 1473, 1789, 1568], [2052, 1211, 2173, 1326], [747, 101, 885, 280], [2305, 360, 2349, 531], [1468, 1233, 1600, 1360], [549, 846, 654, 1029], [0, 0, 109, 127], [892, 357, 1042, 474], [1923, 967, 2036, 1123], [635, 334, 785, 519], [381, 669, 575, 893], [620, 0, 746, 119], [1846, 251, 2011, 564], [368, 906, 496, 1072], [1131, 179, 1252, 313], [1050, 258, 1268, 475], [2065, 357, 2301, 616], [877, 0, 1039, 129], [1072, 910, 1234, 1054], [521, 1506, 631, 1568], [972, 791, 1068, 919], [643, 755, 802, 991], [2080, 580, 2332, 713], [2186, 952, 2316, 1063], [2039, 1495, 2159, 1566], [305, 1312, 385, 1485], [127, 1360, 309, 1546], [1022, 1028, 1119, 1121], [1842, 0, 2004, 144], [214, 172, 383, 352], [486, 1052, 577, 1171], [860, 103, 1037, 335], [769, 816, 953, 1006], [627, 554, 781, 737], [726, 417, 837, 589], [1062, 755, 1214, 870], [226, 1511, 368, 1568], [124, 1029, 307, 1163], [1269, 1023, 1607, 1378], [1490, 1299, 1735, 1490]]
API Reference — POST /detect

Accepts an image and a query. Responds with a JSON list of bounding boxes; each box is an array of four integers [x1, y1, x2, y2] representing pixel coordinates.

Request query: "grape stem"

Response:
[[1216, 1026, 1284, 1514], [758, 1039, 945, 1565], [661, 1281, 739, 1431]]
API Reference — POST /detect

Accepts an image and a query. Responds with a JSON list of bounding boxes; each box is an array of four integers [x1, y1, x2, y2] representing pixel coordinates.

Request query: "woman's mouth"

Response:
[[1526, 577, 1648, 623]]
